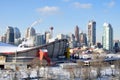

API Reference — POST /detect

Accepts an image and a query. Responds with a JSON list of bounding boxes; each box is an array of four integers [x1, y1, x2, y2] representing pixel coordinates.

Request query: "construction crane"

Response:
[[30, 19, 42, 28]]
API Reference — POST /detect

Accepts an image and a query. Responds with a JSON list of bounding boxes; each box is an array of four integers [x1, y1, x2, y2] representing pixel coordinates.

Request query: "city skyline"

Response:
[[0, 0, 120, 42]]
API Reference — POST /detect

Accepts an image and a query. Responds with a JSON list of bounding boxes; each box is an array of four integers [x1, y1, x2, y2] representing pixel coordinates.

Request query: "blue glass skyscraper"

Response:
[[6, 26, 14, 44]]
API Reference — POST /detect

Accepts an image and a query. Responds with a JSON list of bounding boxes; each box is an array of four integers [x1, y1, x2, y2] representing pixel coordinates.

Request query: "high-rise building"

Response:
[[50, 27, 54, 38], [75, 25, 79, 42], [103, 23, 113, 51], [68, 33, 76, 48], [79, 32, 87, 46], [88, 20, 96, 46], [14, 27, 21, 45], [6, 26, 14, 44], [45, 31, 51, 43], [25, 27, 36, 38], [35, 33, 45, 46], [113, 40, 119, 53], [0, 35, 6, 43], [14, 27, 21, 39], [57, 34, 66, 40]]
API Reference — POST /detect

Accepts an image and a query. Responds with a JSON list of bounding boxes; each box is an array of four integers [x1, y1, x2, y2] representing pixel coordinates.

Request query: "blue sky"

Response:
[[0, 0, 120, 42]]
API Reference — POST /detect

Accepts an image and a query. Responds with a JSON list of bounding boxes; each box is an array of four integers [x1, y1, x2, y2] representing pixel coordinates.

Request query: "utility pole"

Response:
[[14, 50, 18, 80]]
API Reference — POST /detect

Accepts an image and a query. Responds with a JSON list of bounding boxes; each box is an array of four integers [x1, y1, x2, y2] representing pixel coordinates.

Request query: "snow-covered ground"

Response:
[[0, 63, 120, 80]]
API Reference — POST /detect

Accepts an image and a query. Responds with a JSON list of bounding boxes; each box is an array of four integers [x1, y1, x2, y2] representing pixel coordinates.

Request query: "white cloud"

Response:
[[73, 2, 92, 9], [36, 6, 59, 15], [107, 0, 115, 8], [103, 0, 115, 13]]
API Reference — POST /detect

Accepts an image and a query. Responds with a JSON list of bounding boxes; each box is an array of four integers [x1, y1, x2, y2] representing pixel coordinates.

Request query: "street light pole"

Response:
[[14, 50, 18, 80], [15, 50, 17, 64], [111, 65, 115, 76]]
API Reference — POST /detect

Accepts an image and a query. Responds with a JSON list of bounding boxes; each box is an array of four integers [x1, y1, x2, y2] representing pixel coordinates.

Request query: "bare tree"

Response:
[[65, 66, 76, 79], [113, 60, 120, 79], [77, 60, 84, 79], [91, 52, 105, 80], [29, 58, 48, 80]]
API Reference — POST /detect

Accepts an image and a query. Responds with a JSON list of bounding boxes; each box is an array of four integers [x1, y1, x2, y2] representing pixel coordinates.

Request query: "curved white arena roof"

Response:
[[0, 42, 17, 47]]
